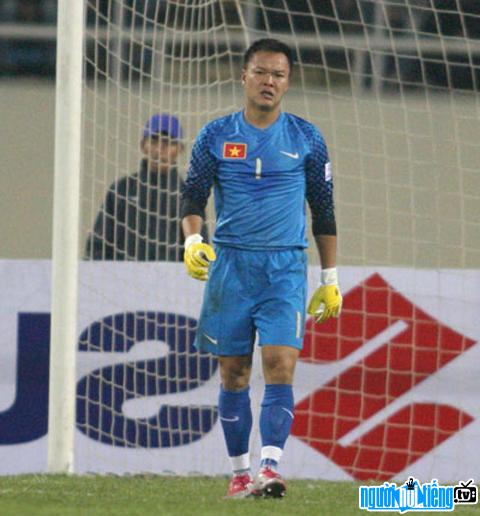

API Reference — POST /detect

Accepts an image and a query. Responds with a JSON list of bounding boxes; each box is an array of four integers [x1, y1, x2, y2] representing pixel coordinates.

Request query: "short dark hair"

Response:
[[243, 38, 294, 73]]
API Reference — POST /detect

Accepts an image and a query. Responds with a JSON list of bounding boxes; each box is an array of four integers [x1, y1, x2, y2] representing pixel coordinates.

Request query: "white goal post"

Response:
[[47, 0, 85, 473], [48, 0, 480, 479]]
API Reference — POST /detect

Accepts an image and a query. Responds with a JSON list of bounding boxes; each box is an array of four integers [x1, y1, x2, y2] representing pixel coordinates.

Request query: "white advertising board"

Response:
[[0, 261, 479, 482]]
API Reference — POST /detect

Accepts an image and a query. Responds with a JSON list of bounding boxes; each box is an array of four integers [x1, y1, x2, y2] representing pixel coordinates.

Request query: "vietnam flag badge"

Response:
[[223, 142, 247, 159]]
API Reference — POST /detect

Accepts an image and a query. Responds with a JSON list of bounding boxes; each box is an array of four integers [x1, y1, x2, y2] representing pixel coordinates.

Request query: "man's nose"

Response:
[[263, 73, 275, 85]]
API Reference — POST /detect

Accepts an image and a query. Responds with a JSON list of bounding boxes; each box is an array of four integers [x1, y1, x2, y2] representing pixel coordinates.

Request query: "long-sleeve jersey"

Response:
[[181, 110, 336, 250], [85, 160, 208, 261]]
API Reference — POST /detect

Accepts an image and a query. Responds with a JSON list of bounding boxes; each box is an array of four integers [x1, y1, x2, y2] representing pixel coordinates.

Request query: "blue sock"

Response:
[[218, 385, 252, 472], [259, 384, 294, 469]]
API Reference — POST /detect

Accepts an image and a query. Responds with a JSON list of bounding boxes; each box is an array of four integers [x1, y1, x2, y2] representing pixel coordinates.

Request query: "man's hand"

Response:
[[307, 268, 343, 324], [184, 234, 216, 281]]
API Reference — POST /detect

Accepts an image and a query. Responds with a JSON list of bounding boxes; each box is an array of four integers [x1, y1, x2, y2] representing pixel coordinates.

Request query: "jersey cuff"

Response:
[[312, 218, 337, 236], [181, 197, 206, 219]]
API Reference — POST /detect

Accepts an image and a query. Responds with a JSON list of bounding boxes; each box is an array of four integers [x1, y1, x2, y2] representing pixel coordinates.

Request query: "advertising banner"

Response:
[[1, 261, 479, 481]]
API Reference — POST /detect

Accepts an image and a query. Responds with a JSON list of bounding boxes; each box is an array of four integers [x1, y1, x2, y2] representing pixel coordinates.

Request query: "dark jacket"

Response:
[[85, 160, 207, 261]]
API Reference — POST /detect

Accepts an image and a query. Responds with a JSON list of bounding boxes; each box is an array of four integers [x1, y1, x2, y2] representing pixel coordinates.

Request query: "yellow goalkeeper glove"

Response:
[[184, 234, 216, 281], [307, 267, 343, 324]]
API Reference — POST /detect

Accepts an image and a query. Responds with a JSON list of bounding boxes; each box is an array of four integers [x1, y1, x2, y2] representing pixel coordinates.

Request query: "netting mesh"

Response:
[[76, 0, 480, 479]]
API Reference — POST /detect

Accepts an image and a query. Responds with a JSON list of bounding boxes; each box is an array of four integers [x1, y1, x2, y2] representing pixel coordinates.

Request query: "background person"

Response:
[[86, 113, 207, 261]]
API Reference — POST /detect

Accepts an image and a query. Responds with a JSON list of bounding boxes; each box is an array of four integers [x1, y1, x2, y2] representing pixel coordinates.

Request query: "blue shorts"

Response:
[[194, 246, 307, 356]]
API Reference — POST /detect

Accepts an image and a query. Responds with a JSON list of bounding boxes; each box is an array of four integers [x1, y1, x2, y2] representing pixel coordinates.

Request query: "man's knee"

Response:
[[261, 345, 299, 384], [219, 355, 252, 391]]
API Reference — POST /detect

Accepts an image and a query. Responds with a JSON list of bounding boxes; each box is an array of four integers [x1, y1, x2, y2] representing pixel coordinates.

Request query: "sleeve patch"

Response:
[[325, 161, 332, 181]]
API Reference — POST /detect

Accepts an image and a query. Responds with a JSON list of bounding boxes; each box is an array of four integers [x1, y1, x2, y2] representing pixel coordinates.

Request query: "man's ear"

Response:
[[140, 137, 147, 154], [241, 68, 246, 85]]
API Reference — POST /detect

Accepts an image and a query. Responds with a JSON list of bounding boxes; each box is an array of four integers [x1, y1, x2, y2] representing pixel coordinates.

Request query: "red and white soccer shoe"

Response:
[[252, 466, 286, 498], [224, 472, 254, 499]]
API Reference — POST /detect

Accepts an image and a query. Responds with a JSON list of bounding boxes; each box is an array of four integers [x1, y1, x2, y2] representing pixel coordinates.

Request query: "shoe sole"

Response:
[[253, 479, 286, 498]]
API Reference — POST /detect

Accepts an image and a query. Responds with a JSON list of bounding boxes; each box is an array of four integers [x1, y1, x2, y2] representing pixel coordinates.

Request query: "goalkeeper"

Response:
[[181, 38, 342, 499]]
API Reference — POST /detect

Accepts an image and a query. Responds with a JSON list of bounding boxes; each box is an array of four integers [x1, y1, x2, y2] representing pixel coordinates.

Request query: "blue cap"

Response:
[[143, 114, 183, 140]]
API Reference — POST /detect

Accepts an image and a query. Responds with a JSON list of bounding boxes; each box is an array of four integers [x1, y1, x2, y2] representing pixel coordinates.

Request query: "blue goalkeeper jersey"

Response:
[[182, 110, 335, 250]]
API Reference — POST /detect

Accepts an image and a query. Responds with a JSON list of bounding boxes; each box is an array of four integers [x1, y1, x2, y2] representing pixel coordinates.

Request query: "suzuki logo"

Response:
[[292, 273, 476, 480]]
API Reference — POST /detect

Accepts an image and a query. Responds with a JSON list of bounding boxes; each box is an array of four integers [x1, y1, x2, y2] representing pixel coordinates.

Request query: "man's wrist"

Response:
[[184, 233, 203, 250], [321, 267, 338, 286]]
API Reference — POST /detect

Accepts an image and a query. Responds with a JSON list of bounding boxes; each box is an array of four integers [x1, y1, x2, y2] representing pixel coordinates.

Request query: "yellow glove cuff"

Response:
[[321, 267, 338, 286], [185, 233, 204, 249]]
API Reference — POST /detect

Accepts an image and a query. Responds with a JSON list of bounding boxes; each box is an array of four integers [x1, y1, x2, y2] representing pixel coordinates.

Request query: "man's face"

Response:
[[141, 136, 182, 173], [241, 51, 290, 113]]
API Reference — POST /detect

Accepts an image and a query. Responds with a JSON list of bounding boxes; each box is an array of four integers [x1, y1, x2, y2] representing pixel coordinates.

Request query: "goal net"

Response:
[[61, 0, 480, 480]]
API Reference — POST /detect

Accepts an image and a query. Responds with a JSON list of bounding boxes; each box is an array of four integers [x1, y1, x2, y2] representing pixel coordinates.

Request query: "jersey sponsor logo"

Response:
[[280, 151, 299, 159], [223, 142, 247, 159]]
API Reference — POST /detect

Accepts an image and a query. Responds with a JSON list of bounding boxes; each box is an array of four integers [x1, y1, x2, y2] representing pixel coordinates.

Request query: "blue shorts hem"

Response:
[[194, 337, 254, 356], [194, 337, 303, 355], [259, 340, 304, 351]]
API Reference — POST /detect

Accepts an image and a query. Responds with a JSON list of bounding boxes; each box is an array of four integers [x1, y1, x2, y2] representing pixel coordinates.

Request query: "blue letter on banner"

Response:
[[76, 311, 218, 447]]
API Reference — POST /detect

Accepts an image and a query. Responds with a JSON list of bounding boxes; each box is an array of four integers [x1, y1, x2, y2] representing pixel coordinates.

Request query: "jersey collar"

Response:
[[239, 110, 284, 134]]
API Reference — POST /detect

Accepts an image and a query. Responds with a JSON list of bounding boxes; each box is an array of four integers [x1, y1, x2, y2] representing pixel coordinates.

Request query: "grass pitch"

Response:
[[0, 475, 478, 515], [0, 475, 357, 516]]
